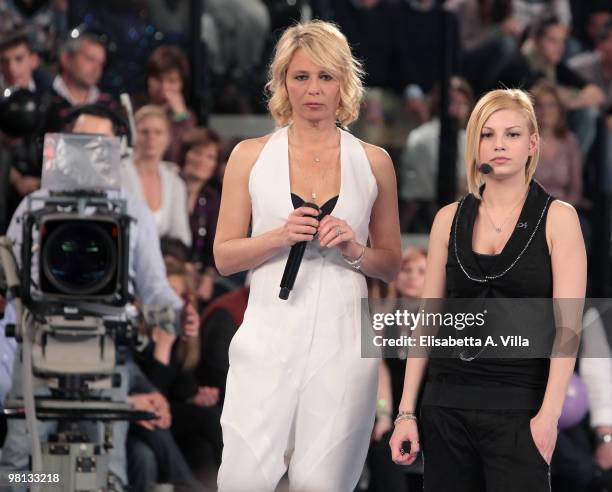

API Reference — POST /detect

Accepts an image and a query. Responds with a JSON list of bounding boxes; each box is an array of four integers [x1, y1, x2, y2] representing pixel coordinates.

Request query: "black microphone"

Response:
[[479, 163, 493, 175], [279, 202, 320, 300]]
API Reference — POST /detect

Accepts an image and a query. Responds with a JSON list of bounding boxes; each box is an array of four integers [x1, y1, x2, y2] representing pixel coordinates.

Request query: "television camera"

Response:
[[0, 133, 178, 491]]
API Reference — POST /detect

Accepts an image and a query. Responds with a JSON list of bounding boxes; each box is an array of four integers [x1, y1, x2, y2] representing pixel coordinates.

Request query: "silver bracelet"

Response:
[[394, 411, 417, 426], [342, 244, 366, 270]]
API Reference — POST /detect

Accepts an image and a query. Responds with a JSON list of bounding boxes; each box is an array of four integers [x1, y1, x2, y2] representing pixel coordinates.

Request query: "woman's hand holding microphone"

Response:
[[279, 206, 361, 259], [279, 206, 320, 246]]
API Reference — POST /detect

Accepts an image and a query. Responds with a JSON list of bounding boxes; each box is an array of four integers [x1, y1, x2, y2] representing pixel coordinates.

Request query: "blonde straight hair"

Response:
[[265, 20, 364, 127], [465, 89, 540, 199]]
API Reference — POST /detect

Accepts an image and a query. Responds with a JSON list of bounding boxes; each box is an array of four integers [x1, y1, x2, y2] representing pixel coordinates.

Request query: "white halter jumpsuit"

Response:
[[217, 126, 379, 491]]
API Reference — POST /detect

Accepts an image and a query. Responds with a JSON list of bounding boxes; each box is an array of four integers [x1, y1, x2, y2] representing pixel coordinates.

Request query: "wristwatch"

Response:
[[595, 432, 612, 445]]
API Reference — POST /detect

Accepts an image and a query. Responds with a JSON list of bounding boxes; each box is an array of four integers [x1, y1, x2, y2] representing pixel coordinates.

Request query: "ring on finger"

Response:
[[336, 226, 342, 238]]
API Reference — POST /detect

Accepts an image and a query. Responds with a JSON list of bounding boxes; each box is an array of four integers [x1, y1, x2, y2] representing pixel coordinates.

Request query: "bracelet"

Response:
[[394, 411, 417, 426], [342, 244, 366, 270]]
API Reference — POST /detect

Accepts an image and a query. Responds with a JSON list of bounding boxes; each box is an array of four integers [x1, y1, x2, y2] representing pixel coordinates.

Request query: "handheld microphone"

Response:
[[479, 163, 493, 175], [279, 202, 320, 300]]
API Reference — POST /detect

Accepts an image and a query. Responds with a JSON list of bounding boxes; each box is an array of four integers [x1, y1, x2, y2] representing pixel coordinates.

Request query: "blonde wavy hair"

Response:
[[465, 89, 540, 199], [265, 20, 364, 127]]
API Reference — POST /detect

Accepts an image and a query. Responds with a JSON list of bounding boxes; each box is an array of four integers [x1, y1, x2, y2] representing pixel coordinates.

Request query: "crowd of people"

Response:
[[0, 0, 610, 491]]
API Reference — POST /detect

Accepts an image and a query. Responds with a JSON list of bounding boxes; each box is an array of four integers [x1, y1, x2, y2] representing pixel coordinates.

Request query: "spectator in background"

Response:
[[0, 29, 51, 223], [522, 15, 605, 153], [53, 32, 107, 105], [141, 45, 196, 164], [121, 105, 192, 246], [451, 0, 528, 97], [569, 20, 612, 114], [0, 28, 47, 92], [45, 31, 117, 132], [569, 21, 612, 195], [181, 128, 222, 305], [134, 258, 222, 487], [575, 3, 612, 53], [532, 82, 582, 205], [399, 76, 474, 231], [196, 281, 250, 404], [368, 247, 427, 492], [512, 0, 571, 33], [202, 0, 270, 83], [447, 0, 570, 52]]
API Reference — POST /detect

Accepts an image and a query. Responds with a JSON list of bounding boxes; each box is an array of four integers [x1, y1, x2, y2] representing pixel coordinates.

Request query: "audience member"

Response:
[[139, 45, 197, 164], [202, 0, 270, 82], [181, 128, 222, 304], [522, 15, 605, 153], [399, 77, 474, 231], [0, 30, 51, 225], [575, 3, 612, 53], [121, 105, 192, 246], [45, 31, 117, 132], [512, 0, 572, 33], [367, 247, 427, 492], [134, 258, 223, 486], [196, 284, 249, 402], [532, 82, 583, 204], [0, 29, 48, 92], [453, 0, 527, 96], [569, 20, 612, 113]]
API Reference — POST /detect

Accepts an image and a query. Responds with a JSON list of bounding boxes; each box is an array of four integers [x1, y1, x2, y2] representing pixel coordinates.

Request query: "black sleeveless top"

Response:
[[422, 180, 555, 410]]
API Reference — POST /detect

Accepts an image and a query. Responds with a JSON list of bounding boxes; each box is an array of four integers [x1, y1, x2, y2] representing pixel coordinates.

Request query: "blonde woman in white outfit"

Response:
[[214, 20, 402, 492], [121, 104, 192, 247]]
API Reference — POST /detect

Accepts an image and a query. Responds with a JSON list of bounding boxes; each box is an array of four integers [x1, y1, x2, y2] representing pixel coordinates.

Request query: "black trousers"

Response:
[[420, 406, 551, 492]]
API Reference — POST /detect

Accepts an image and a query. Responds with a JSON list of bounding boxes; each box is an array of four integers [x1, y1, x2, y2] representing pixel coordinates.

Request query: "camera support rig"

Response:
[[0, 191, 154, 492]]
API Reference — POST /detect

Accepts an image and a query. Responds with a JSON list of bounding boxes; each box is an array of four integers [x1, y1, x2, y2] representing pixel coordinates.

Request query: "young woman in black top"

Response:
[[389, 88, 586, 491]]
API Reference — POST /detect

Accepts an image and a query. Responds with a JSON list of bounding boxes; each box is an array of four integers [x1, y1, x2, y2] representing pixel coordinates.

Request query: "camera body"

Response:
[[21, 191, 132, 313], [11, 191, 139, 402]]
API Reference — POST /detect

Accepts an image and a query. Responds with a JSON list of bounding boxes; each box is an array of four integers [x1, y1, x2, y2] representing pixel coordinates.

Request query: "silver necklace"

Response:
[[481, 189, 528, 234], [289, 148, 336, 202], [453, 194, 551, 283]]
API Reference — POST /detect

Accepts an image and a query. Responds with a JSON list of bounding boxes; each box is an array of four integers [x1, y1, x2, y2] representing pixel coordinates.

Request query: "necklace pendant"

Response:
[[311, 191, 317, 200], [495, 227, 502, 233], [314, 156, 320, 164]]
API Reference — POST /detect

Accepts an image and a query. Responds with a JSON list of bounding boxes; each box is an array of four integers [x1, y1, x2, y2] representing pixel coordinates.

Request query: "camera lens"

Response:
[[42, 221, 117, 295]]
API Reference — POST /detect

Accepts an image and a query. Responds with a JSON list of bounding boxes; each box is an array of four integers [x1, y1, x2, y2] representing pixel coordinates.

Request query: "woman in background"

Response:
[[369, 247, 427, 492], [533, 81, 583, 205], [181, 128, 223, 305], [121, 105, 192, 246]]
